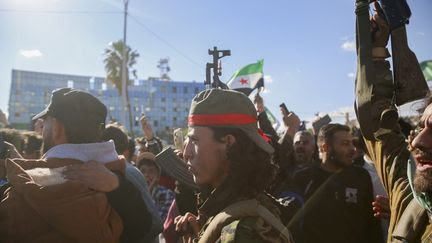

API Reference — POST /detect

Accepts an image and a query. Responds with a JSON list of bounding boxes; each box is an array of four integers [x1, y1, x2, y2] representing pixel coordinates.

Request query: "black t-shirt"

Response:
[[288, 165, 383, 243]]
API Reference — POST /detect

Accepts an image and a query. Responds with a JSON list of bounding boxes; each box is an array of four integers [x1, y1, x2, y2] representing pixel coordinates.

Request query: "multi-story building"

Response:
[[8, 69, 205, 139]]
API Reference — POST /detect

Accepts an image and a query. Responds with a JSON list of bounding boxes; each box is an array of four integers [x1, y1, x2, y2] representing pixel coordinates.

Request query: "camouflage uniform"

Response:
[[193, 181, 293, 243]]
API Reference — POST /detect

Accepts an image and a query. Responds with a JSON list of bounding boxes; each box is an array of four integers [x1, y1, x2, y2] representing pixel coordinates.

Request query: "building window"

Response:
[[14, 112, 20, 118], [161, 97, 166, 102], [172, 87, 177, 93], [183, 87, 188, 93], [173, 107, 177, 112], [89, 77, 95, 90], [67, 80, 74, 89], [161, 107, 166, 112], [194, 87, 199, 94], [160, 86, 166, 93], [172, 98, 176, 102], [153, 120, 158, 127]]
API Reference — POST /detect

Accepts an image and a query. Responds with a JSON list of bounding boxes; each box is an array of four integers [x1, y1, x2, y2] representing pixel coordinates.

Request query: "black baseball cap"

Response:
[[32, 88, 107, 129]]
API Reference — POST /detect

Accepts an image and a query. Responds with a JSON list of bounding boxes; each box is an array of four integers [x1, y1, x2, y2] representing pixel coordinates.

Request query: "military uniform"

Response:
[[180, 89, 294, 243], [356, 58, 432, 242], [194, 180, 293, 243]]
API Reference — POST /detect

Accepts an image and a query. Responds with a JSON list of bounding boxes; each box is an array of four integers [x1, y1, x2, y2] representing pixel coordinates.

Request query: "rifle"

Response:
[[205, 46, 231, 89], [377, 0, 429, 106]]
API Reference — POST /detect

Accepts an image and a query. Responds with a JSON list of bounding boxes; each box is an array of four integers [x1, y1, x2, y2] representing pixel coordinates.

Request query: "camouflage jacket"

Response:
[[195, 189, 293, 243]]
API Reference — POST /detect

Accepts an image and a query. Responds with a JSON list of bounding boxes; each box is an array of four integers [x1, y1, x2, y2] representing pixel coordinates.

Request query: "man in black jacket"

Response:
[[290, 123, 383, 243]]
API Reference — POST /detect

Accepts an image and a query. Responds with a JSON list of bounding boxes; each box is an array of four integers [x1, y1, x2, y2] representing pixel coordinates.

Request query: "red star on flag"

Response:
[[240, 78, 248, 85]]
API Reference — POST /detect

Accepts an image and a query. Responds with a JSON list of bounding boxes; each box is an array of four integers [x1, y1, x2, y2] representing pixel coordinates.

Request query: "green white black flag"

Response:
[[227, 60, 264, 96], [420, 60, 432, 81]]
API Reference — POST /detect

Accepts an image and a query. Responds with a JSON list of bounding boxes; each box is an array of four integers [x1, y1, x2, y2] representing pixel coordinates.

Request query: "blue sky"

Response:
[[1, 0, 431, 125]]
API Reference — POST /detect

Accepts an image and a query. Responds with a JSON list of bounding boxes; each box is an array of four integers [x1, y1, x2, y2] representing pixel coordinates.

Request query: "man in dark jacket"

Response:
[[355, 4, 432, 242], [290, 123, 383, 243], [0, 88, 151, 242]]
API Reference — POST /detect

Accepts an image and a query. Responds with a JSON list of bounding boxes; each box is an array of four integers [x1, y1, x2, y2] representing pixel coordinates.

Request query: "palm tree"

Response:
[[103, 40, 139, 136]]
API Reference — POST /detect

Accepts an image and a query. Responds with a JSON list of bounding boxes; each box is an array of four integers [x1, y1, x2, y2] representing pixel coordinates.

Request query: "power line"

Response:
[[128, 14, 204, 70], [0, 8, 205, 70], [0, 8, 121, 14]]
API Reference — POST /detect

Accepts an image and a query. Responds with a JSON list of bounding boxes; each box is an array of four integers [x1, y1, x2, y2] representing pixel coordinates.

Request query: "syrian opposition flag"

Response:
[[227, 60, 264, 96], [264, 107, 281, 131], [420, 60, 432, 81]]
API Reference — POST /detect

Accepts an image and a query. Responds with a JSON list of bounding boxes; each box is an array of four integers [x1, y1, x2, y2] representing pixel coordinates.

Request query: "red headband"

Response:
[[188, 113, 256, 126]]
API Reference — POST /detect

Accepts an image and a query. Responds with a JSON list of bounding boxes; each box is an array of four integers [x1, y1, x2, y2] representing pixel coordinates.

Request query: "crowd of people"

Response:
[[0, 7, 430, 243]]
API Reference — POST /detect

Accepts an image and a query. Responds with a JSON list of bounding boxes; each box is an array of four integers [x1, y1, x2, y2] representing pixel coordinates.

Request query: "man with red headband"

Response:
[[174, 88, 293, 242]]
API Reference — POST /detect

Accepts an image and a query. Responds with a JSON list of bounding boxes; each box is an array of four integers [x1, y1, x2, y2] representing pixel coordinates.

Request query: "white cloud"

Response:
[[417, 32, 426, 36], [347, 72, 355, 79], [341, 40, 356, 52], [19, 49, 43, 58], [264, 75, 273, 84]]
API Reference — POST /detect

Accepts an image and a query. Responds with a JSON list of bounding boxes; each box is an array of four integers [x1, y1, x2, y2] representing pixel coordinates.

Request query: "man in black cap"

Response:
[[0, 88, 151, 242]]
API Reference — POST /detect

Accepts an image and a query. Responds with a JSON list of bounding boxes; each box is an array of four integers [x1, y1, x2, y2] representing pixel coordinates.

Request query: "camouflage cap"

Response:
[[188, 88, 274, 154]]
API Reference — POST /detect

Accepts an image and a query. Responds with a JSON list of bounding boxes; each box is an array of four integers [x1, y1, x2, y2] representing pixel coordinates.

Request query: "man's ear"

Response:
[[52, 118, 68, 144], [224, 134, 236, 147], [321, 143, 329, 153]]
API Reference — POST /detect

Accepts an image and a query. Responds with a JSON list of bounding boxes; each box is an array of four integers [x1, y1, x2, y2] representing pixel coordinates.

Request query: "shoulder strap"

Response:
[[198, 199, 293, 243]]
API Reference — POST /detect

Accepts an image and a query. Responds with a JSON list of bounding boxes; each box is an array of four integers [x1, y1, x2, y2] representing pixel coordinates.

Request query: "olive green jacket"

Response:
[[357, 60, 432, 242]]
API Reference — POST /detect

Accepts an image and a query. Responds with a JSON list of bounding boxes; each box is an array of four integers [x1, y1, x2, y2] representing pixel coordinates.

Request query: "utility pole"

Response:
[[122, 0, 134, 137]]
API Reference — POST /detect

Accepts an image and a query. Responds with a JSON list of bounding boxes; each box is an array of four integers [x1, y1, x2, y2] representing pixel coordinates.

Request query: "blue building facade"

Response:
[[8, 69, 205, 137]]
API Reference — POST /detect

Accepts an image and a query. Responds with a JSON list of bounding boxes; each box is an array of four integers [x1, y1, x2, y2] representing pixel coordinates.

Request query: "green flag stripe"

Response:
[[421, 60, 432, 80], [231, 60, 263, 77]]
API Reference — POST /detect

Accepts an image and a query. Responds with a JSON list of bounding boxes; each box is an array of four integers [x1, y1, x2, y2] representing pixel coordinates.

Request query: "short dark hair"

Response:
[[317, 123, 351, 147], [210, 127, 276, 197], [127, 138, 136, 161], [102, 124, 129, 154]]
